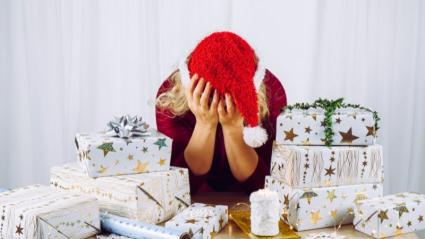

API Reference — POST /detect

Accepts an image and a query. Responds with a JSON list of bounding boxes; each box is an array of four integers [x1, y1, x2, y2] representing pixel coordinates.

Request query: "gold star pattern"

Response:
[[310, 211, 322, 225], [283, 194, 290, 208], [305, 127, 312, 134], [335, 118, 342, 124], [407, 221, 412, 227], [97, 165, 108, 174], [418, 215, 424, 223], [97, 142, 116, 156], [311, 113, 317, 121], [284, 128, 298, 142], [127, 154, 134, 160], [378, 210, 389, 223], [158, 158, 167, 166], [133, 160, 149, 173], [325, 165, 335, 177], [393, 204, 409, 218], [330, 210, 337, 220], [366, 126, 375, 136], [339, 128, 359, 144], [142, 147, 148, 153], [16, 223, 23, 235], [327, 190, 337, 203], [394, 225, 403, 236], [300, 191, 318, 205], [154, 138, 167, 150]]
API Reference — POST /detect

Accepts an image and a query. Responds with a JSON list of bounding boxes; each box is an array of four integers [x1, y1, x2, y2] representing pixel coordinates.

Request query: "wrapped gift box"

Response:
[[353, 192, 425, 238], [265, 176, 383, 231], [0, 184, 99, 239], [271, 143, 384, 188], [276, 107, 377, 146], [75, 129, 172, 178], [165, 203, 228, 239], [50, 163, 191, 224]]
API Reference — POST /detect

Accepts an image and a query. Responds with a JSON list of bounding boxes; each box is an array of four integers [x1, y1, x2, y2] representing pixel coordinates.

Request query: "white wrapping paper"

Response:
[[265, 176, 383, 231], [165, 203, 228, 239], [75, 129, 172, 178], [353, 192, 425, 238], [271, 144, 384, 188], [0, 184, 99, 239], [50, 163, 191, 224], [276, 108, 377, 146]]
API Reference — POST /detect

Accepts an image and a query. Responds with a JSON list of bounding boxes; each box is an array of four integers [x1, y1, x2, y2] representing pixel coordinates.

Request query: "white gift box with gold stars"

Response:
[[276, 108, 377, 146], [165, 203, 228, 239], [353, 192, 425, 238], [75, 129, 172, 178], [50, 163, 191, 224], [0, 184, 99, 239], [271, 144, 384, 188], [265, 176, 383, 231]]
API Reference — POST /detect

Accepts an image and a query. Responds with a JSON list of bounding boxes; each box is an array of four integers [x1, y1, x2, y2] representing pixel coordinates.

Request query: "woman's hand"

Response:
[[186, 74, 219, 128], [218, 93, 244, 129]]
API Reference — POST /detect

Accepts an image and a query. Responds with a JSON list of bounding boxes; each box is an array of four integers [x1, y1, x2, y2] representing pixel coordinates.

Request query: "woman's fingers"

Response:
[[218, 98, 225, 117], [192, 77, 205, 105], [186, 73, 198, 101], [210, 90, 219, 112], [225, 93, 234, 114], [200, 82, 212, 110]]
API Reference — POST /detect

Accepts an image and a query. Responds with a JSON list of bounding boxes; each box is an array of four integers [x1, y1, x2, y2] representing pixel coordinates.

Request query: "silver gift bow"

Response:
[[106, 115, 150, 138]]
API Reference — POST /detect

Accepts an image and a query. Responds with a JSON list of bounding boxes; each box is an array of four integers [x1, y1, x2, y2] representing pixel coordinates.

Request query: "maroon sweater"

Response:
[[155, 70, 287, 195]]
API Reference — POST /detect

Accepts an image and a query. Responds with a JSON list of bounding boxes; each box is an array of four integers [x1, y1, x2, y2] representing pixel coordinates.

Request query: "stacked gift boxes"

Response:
[[50, 116, 192, 225], [265, 99, 385, 231]]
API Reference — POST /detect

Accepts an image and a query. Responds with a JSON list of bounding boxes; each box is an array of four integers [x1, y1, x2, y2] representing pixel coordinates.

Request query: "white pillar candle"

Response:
[[249, 188, 280, 236]]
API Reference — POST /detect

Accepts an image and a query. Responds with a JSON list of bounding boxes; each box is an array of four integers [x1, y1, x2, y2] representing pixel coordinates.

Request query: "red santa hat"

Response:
[[178, 31, 267, 148]]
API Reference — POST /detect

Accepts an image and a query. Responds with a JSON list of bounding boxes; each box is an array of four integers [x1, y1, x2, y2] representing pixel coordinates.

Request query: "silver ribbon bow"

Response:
[[106, 115, 150, 138]]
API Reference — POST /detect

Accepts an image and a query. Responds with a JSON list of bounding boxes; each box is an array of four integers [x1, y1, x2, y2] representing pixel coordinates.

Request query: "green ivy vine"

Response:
[[284, 98, 380, 146]]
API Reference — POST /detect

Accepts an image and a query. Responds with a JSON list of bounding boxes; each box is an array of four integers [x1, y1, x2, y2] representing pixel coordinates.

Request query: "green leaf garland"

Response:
[[284, 98, 380, 146]]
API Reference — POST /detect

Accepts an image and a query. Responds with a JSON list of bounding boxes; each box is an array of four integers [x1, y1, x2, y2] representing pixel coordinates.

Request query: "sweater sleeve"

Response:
[[155, 75, 207, 194], [240, 69, 287, 193]]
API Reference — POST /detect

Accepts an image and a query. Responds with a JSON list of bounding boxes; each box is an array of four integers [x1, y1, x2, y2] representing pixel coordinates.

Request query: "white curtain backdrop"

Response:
[[0, 0, 424, 195]]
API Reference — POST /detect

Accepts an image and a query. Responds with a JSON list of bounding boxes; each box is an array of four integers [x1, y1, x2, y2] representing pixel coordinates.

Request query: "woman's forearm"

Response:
[[222, 125, 259, 182], [184, 122, 217, 175]]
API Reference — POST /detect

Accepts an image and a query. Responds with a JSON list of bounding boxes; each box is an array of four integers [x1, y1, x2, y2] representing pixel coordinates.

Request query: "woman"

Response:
[[156, 32, 287, 194]]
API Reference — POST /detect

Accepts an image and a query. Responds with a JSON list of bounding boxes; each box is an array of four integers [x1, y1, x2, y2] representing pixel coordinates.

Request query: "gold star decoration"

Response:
[[97, 142, 116, 156], [185, 219, 198, 224], [305, 127, 312, 134], [327, 190, 337, 203], [378, 210, 389, 223], [301, 191, 318, 205], [16, 223, 23, 235], [335, 118, 342, 124], [393, 204, 409, 218], [394, 225, 403, 236], [418, 215, 424, 223], [154, 138, 167, 150], [158, 158, 167, 166], [127, 154, 134, 160], [330, 210, 338, 220], [353, 193, 368, 205], [142, 147, 148, 153], [311, 113, 317, 121], [284, 128, 298, 142], [325, 165, 336, 177], [366, 126, 375, 136], [133, 160, 149, 173], [97, 165, 108, 174], [310, 210, 322, 225], [407, 221, 412, 227], [339, 128, 359, 144]]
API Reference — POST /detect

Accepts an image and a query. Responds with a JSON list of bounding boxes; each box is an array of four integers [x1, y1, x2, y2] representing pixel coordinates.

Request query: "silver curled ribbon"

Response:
[[106, 115, 150, 138]]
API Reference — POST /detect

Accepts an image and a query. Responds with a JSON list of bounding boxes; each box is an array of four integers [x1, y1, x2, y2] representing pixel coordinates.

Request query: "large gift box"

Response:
[[0, 184, 99, 239], [271, 143, 384, 188], [276, 104, 378, 146], [75, 129, 172, 178], [165, 203, 228, 239], [265, 176, 383, 231], [353, 192, 425, 238], [50, 163, 191, 224]]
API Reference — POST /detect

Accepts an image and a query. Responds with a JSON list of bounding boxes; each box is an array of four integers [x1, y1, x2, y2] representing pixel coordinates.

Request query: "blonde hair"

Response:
[[156, 71, 269, 121]]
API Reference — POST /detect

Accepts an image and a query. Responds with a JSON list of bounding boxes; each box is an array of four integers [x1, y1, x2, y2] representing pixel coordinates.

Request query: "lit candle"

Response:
[[249, 188, 280, 236]]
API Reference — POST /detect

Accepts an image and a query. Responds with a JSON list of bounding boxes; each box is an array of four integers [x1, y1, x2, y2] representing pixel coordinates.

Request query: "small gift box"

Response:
[[0, 184, 99, 239], [353, 192, 425, 238], [276, 99, 379, 146], [265, 176, 383, 231], [50, 163, 191, 224], [165, 203, 228, 239], [271, 144, 384, 188], [75, 115, 172, 178]]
